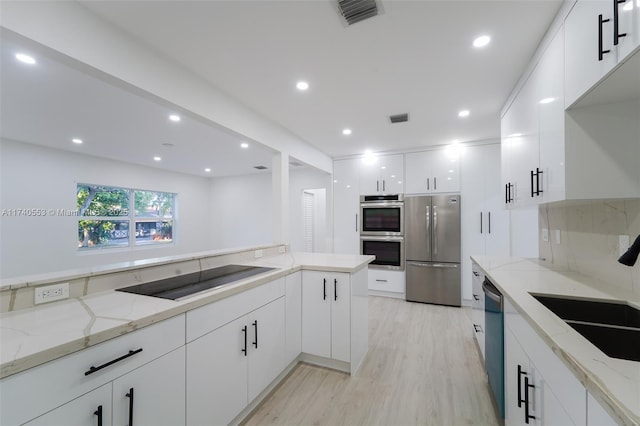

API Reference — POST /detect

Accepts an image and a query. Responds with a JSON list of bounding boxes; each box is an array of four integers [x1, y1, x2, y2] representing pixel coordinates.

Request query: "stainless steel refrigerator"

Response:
[[405, 194, 461, 306]]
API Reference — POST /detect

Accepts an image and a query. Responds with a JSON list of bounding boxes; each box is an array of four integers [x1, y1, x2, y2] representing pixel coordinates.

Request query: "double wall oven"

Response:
[[359, 194, 404, 270]]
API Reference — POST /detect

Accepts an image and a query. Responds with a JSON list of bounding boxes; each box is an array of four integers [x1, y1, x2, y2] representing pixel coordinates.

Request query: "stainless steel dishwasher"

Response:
[[483, 278, 504, 419]]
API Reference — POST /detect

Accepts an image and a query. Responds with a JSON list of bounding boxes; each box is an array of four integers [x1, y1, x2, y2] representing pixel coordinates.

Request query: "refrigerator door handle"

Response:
[[407, 261, 459, 268], [425, 205, 430, 257], [433, 205, 438, 256]]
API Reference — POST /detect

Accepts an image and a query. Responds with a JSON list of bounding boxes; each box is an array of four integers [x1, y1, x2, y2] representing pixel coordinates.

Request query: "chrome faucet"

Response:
[[618, 234, 640, 266]]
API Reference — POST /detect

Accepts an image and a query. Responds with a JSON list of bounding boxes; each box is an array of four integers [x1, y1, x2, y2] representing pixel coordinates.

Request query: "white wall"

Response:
[[0, 139, 213, 278], [288, 168, 331, 253], [208, 173, 272, 249], [509, 207, 539, 258]]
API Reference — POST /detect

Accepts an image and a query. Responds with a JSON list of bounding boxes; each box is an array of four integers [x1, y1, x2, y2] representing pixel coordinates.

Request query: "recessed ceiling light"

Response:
[[458, 110, 470, 118], [240, 142, 249, 149], [539, 97, 555, 104], [153, 156, 162, 161], [169, 114, 181, 122], [342, 128, 352, 135], [296, 81, 309, 91], [15, 53, 36, 64], [473, 35, 491, 48], [204, 168, 211, 173], [71, 138, 83, 144]]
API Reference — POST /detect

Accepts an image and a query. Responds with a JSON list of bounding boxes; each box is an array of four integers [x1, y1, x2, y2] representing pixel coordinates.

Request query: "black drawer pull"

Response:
[[473, 294, 480, 301], [524, 376, 537, 424], [252, 320, 258, 349], [334, 278, 338, 301], [94, 405, 103, 426], [85, 348, 143, 376], [242, 325, 248, 356], [599, 14, 611, 61]]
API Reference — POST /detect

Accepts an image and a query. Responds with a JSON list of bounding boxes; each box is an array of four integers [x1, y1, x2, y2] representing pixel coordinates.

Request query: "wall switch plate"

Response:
[[35, 283, 69, 305], [542, 228, 549, 242], [619, 235, 630, 257], [278, 245, 286, 254], [254, 249, 263, 259], [553, 230, 561, 245]]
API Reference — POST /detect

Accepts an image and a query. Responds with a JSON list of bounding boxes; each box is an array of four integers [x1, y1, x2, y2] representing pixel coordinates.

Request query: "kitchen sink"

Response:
[[531, 294, 640, 362], [116, 264, 276, 300]]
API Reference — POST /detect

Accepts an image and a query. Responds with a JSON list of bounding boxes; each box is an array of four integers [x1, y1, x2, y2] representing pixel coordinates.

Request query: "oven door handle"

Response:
[[406, 261, 458, 268]]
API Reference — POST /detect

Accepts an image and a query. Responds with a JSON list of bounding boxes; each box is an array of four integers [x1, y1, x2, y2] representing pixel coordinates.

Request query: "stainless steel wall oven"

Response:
[[360, 194, 404, 270]]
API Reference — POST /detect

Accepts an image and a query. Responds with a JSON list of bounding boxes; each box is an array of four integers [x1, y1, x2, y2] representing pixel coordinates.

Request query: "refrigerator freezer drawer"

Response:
[[405, 261, 461, 306]]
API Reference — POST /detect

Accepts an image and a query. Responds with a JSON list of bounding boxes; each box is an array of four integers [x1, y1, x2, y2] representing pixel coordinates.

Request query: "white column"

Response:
[[272, 152, 289, 244]]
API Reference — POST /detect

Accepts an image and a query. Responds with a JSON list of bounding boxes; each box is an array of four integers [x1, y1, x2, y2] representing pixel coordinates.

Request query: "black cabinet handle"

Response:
[[488, 212, 491, 234], [535, 168, 543, 196], [334, 278, 338, 301], [242, 325, 248, 356], [473, 324, 483, 333], [530, 170, 535, 197], [473, 294, 480, 301], [126, 387, 134, 426], [517, 364, 526, 408], [472, 271, 479, 277], [323, 278, 327, 300], [252, 320, 258, 348], [524, 376, 537, 424], [85, 348, 143, 376], [505, 183, 509, 204], [480, 212, 483, 234], [599, 14, 612, 61], [613, 0, 627, 45], [94, 405, 103, 426], [509, 183, 514, 203]]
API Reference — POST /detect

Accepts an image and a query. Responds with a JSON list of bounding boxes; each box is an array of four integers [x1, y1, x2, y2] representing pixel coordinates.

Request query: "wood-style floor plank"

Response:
[[243, 296, 499, 426]]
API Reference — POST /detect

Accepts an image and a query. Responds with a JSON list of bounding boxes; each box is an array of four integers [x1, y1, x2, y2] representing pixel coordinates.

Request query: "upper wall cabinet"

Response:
[[405, 149, 460, 194], [565, 0, 640, 107], [358, 154, 404, 195], [333, 159, 360, 255]]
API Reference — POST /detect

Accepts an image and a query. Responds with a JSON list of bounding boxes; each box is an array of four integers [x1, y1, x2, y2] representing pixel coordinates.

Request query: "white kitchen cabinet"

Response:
[[470, 263, 485, 361], [25, 383, 113, 426], [358, 154, 404, 195], [301, 271, 350, 363], [461, 145, 510, 302], [504, 298, 586, 426], [285, 271, 302, 365], [0, 315, 185, 426], [112, 347, 186, 426], [587, 391, 618, 425], [405, 149, 460, 195], [565, 0, 640, 107], [186, 275, 285, 426], [367, 268, 405, 296], [333, 158, 360, 255]]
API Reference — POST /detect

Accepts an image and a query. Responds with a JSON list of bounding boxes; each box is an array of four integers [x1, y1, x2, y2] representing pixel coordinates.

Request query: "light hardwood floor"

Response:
[[243, 296, 500, 426]]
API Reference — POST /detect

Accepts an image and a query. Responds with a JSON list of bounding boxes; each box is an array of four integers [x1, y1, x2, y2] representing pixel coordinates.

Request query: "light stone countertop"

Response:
[[472, 256, 640, 426], [0, 252, 374, 379]]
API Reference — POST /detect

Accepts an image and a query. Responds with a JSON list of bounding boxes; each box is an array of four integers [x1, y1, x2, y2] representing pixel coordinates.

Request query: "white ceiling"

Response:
[[1, 0, 565, 176]]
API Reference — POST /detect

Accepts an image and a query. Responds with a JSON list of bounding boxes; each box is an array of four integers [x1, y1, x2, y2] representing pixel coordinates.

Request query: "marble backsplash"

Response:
[[539, 199, 640, 296]]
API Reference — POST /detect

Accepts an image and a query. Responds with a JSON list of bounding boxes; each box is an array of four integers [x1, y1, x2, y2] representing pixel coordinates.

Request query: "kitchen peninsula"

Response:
[[0, 245, 373, 425]]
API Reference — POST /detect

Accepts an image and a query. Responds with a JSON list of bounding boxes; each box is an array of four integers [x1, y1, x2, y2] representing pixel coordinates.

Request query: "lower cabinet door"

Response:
[[331, 274, 351, 363], [505, 327, 532, 426], [302, 271, 332, 358], [187, 316, 248, 426], [113, 347, 186, 426], [25, 383, 112, 426], [247, 297, 286, 402]]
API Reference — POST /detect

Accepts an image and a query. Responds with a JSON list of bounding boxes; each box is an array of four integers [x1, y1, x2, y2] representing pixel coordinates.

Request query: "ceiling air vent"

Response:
[[389, 113, 409, 124], [253, 165, 268, 170], [338, 0, 379, 26]]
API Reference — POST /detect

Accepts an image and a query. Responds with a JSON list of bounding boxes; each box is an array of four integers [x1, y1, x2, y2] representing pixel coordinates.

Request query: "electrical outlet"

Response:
[[542, 228, 549, 242], [553, 230, 561, 245], [278, 245, 286, 254], [619, 235, 630, 257], [254, 249, 263, 259], [35, 283, 69, 305]]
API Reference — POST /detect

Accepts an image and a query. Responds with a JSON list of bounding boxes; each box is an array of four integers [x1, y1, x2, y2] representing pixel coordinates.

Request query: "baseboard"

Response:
[[368, 289, 406, 299]]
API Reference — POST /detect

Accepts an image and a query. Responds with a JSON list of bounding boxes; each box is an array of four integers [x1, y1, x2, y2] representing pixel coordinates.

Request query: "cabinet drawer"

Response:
[[187, 278, 285, 342], [0, 314, 185, 425]]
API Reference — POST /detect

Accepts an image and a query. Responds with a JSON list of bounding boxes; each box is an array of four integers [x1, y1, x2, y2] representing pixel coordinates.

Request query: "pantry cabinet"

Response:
[[301, 271, 350, 362], [358, 154, 404, 195], [405, 149, 460, 194], [333, 158, 360, 255], [565, 0, 640, 107]]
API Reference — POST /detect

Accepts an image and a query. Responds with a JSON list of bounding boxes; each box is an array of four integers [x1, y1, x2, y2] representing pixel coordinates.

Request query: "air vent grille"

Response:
[[254, 165, 268, 170], [338, 0, 378, 26], [389, 113, 409, 124]]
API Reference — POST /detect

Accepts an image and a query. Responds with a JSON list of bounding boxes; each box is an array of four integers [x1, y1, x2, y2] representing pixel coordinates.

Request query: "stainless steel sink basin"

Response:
[[531, 294, 640, 362], [116, 264, 275, 300]]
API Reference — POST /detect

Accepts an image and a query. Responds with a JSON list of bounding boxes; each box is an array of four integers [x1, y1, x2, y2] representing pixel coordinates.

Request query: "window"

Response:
[[77, 184, 175, 249]]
